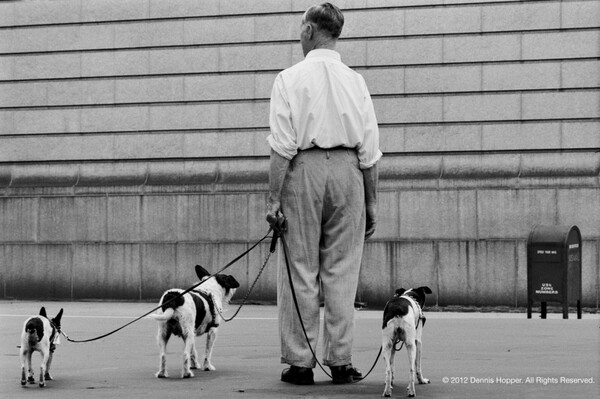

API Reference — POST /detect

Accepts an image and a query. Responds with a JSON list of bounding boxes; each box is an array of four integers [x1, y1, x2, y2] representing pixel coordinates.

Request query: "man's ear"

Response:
[[305, 22, 314, 40]]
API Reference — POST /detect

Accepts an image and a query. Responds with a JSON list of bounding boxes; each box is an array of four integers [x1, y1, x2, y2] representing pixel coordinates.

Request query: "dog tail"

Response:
[[26, 329, 39, 347], [148, 308, 175, 321]]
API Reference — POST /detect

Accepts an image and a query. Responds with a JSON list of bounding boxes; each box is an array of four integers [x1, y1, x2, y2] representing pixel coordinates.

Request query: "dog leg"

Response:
[[25, 351, 35, 384], [156, 330, 170, 378], [190, 340, 201, 370], [389, 342, 396, 388], [415, 332, 429, 385], [382, 324, 397, 397], [20, 348, 28, 385], [405, 339, 417, 397], [202, 327, 217, 371], [39, 349, 49, 387], [39, 367, 45, 387], [44, 351, 54, 381], [382, 341, 394, 397], [182, 333, 194, 378]]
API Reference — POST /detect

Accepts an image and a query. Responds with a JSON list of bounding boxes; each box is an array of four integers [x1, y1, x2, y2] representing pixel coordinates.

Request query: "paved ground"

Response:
[[1, 301, 598, 399]]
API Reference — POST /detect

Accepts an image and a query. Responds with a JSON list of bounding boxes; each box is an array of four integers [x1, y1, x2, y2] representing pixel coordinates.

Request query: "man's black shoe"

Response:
[[347, 365, 363, 379], [330, 364, 363, 384], [281, 366, 314, 385]]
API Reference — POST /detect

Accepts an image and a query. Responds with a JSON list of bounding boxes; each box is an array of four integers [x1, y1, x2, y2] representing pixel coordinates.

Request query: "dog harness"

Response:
[[48, 323, 60, 352], [196, 290, 220, 330]]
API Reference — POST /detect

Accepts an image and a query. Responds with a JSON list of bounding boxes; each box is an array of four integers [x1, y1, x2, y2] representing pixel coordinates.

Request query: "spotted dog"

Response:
[[20, 307, 64, 387], [150, 265, 239, 378], [382, 287, 432, 397]]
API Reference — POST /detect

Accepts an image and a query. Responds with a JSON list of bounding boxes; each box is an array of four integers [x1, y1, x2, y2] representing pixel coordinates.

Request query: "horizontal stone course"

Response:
[[4, 60, 597, 109], [3, 1, 597, 51], [1, 152, 598, 189]]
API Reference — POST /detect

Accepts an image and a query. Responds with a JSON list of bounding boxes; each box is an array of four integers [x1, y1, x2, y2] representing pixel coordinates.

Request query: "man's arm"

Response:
[[266, 149, 291, 226], [362, 163, 378, 240]]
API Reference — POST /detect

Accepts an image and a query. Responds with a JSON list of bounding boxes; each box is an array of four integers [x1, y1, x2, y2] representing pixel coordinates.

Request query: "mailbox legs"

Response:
[[541, 302, 547, 319], [530, 300, 582, 319]]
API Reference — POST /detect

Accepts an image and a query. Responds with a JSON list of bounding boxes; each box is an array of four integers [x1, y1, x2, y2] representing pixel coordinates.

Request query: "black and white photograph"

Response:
[[0, 1, 598, 398]]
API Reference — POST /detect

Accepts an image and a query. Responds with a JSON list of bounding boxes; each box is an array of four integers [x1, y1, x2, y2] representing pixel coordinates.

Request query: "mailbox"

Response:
[[527, 225, 582, 319]]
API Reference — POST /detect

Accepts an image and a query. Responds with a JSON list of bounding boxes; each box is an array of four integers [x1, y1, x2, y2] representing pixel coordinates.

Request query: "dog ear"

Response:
[[225, 276, 240, 289], [195, 265, 210, 280], [395, 288, 406, 296], [55, 308, 64, 322], [216, 274, 240, 289], [418, 286, 432, 294], [39, 307, 47, 318]]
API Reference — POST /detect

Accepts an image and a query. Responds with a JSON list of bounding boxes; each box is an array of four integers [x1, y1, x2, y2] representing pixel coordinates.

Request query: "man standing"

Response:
[[266, 2, 381, 385]]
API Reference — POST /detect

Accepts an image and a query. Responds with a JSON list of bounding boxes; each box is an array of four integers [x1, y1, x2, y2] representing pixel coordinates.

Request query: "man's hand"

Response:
[[266, 200, 281, 227], [362, 164, 378, 240], [365, 202, 377, 240], [267, 150, 291, 230]]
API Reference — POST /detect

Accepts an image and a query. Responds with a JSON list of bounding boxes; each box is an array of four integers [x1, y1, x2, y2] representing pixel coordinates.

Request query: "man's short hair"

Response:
[[304, 2, 344, 38]]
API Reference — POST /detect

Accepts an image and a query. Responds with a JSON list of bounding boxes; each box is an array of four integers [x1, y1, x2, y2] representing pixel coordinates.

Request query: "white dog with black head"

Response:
[[20, 307, 63, 387], [382, 286, 432, 397], [150, 265, 239, 379]]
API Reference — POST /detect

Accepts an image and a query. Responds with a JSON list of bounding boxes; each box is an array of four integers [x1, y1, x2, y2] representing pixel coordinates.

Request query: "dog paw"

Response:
[[182, 371, 194, 379], [382, 392, 392, 397], [202, 362, 216, 371], [44, 373, 53, 381], [419, 377, 430, 384], [21, 379, 27, 386], [39, 381, 45, 388], [27, 376, 35, 384], [155, 371, 168, 378]]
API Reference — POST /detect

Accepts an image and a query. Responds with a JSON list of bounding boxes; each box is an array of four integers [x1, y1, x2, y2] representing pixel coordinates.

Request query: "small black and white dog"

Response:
[[20, 307, 64, 387], [382, 287, 432, 397], [150, 265, 240, 378]]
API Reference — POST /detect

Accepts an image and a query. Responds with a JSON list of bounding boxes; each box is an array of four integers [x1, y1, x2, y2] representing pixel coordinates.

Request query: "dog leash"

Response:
[[60, 228, 275, 343], [272, 217, 382, 383], [392, 318, 423, 352], [214, 233, 277, 322]]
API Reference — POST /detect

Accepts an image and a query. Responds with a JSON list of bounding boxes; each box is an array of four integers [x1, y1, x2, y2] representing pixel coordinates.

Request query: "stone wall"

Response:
[[0, 0, 598, 307]]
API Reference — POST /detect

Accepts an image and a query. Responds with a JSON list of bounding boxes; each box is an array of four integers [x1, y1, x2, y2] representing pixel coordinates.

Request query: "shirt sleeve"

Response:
[[267, 74, 298, 160], [357, 83, 382, 169]]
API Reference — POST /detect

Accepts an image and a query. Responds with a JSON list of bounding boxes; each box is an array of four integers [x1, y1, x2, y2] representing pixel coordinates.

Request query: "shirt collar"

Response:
[[305, 48, 341, 61]]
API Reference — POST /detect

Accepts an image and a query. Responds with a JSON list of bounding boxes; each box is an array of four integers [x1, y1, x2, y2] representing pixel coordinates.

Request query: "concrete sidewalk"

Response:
[[1, 301, 598, 398]]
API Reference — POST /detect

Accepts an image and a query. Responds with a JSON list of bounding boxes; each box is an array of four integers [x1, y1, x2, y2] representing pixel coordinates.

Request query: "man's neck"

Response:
[[309, 33, 337, 53], [313, 40, 336, 51]]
